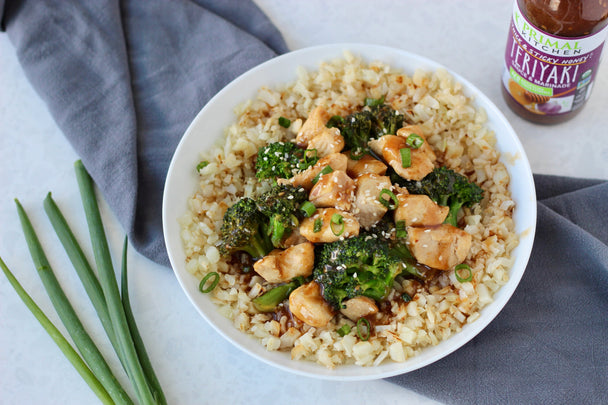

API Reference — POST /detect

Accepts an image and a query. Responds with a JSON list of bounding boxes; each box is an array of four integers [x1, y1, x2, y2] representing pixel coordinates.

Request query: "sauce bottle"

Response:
[[501, 0, 608, 124]]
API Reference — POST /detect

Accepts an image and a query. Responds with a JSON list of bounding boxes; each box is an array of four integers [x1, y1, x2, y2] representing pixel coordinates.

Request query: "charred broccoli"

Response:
[[255, 141, 318, 180], [218, 197, 273, 259], [256, 183, 308, 248], [313, 235, 402, 309], [394, 166, 484, 227], [366, 98, 404, 137]]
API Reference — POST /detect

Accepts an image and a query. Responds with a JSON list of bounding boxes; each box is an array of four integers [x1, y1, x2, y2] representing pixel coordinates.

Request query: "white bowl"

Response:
[[162, 43, 537, 380]]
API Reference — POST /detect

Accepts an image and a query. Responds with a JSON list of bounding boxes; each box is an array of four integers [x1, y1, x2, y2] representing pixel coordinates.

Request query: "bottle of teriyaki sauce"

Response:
[[501, 0, 608, 124]]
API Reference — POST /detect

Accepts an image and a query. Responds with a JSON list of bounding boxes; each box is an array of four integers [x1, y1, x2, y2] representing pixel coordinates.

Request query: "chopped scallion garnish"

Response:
[[278, 116, 291, 128], [406, 133, 424, 149], [454, 263, 473, 283], [378, 189, 399, 210], [313, 218, 323, 233], [330, 213, 345, 236], [196, 161, 209, 171], [356, 318, 371, 341], [311, 165, 333, 185], [364, 96, 385, 107], [395, 220, 407, 238], [300, 201, 316, 218], [400, 148, 411, 168], [401, 292, 412, 302], [337, 324, 352, 337], [199, 272, 220, 293]]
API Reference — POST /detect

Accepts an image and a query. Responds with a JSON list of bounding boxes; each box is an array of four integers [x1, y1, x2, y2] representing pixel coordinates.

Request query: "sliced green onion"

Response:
[[199, 272, 220, 293], [330, 213, 345, 236], [311, 165, 333, 185], [313, 218, 323, 233], [378, 189, 399, 210], [364, 95, 385, 107], [454, 263, 473, 283], [300, 201, 317, 218], [196, 161, 209, 171], [395, 220, 407, 238], [400, 148, 411, 168], [0, 257, 114, 405], [121, 237, 167, 405], [337, 324, 352, 337], [278, 116, 291, 128], [401, 292, 412, 302], [406, 133, 424, 149], [15, 199, 133, 405], [74, 160, 155, 404], [356, 318, 371, 341]]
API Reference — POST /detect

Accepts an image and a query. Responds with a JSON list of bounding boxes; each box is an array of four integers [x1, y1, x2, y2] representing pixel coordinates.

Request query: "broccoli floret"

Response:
[[369, 103, 404, 137], [394, 166, 484, 227], [255, 141, 318, 180], [313, 235, 402, 309], [218, 198, 273, 259], [256, 183, 308, 248], [327, 98, 404, 159]]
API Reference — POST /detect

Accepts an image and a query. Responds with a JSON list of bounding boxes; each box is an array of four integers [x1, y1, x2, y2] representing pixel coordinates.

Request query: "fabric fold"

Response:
[[2, 0, 287, 266], [388, 174, 608, 404]]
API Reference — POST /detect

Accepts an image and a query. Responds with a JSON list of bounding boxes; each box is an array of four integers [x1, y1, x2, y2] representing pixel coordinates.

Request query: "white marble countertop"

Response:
[[1, 1, 606, 404]]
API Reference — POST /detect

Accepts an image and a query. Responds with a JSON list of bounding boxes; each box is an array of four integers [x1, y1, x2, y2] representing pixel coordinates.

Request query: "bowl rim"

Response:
[[162, 42, 537, 381]]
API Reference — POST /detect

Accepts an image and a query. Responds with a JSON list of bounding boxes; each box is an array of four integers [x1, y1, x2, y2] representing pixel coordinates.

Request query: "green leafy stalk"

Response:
[[74, 160, 156, 405], [0, 257, 114, 405], [121, 237, 167, 405], [43, 193, 123, 363], [14, 199, 133, 405]]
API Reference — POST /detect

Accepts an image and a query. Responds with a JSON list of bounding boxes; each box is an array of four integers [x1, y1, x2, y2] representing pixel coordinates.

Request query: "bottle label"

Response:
[[502, 1, 608, 116]]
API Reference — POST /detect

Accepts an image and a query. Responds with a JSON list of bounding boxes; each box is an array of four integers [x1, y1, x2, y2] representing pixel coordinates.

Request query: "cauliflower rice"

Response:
[[179, 52, 517, 368]]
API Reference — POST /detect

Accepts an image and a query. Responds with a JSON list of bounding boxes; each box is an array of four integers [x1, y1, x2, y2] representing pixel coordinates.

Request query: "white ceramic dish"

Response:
[[162, 43, 537, 380]]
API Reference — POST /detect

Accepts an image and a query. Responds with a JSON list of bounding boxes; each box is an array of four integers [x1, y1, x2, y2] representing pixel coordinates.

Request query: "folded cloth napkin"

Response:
[[388, 174, 608, 405], [1, 0, 288, 266]]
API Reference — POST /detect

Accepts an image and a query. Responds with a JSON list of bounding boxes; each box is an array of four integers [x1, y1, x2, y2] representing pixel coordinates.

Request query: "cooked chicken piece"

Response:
[[368, 134, 434, 181], [352, 174, 392, 229], [394, 194, 449, 227], [291, 152, 348, 191], [397, 125, 437, 163], [289, 281, 335, 328], [307, 127, 344, 157], [345, 154, 388, 178], [253, 242, 315, 284], [309, 170, 355, 211], [296, 106, 332, 147], [299, 208, 360, 243], [339, 296, 378, 321], [407, 224, 472, 270]]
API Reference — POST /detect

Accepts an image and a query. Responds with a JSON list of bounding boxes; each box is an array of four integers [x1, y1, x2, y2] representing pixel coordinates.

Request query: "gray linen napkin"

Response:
[[389, 174, 608, 404], [1, 0, 287, 266]]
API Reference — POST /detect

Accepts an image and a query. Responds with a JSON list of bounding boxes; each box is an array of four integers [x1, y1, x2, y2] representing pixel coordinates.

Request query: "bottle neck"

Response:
[[518, 0, 608, 37]]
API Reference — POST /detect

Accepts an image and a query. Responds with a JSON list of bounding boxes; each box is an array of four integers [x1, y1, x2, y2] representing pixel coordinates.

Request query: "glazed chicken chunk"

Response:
[[369, 128, 435, 181], [395, 193, 450, 227], [407, 224, 472, 270], [289, 281, 335, 327], [253, 242, 315, 283], [290, 152, 348, 191], [345, 154, 388, 178], [309, 170, 355, 211], [352, 173, 393, 229], [299, 208, 360, 243], [296, 106, 332, 147]]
